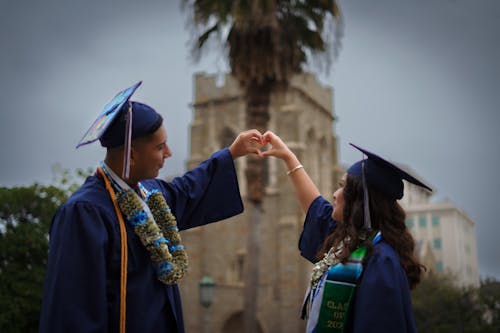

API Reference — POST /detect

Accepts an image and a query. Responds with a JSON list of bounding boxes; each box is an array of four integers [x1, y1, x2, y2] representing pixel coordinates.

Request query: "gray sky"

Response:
[[1, 0, 499, 280]]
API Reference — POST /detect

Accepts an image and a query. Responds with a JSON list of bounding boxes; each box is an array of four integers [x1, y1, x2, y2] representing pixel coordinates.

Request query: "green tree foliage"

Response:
[[478, 278, 500, 332], [413, 273, 500, 333], [0, 167, 91, 333], [0, 185, 66, 332]]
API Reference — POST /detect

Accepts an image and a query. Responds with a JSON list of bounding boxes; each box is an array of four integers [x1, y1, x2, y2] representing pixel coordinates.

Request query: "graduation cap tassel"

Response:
[[122, 102, 133, 179], [361, 160, 372, 232]]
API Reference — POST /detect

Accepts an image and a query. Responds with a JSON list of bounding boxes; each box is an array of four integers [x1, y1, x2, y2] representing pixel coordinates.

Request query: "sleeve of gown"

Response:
[[155, 148, 244, 231], [39, 202, 111, 333], [352, 251, 412, 333], [298, 196, 337, 263]]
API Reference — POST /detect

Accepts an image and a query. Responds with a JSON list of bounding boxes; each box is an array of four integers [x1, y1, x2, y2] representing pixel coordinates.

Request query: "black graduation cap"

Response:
[[76, 81, 162, 179], [347, 143, 432, 230]]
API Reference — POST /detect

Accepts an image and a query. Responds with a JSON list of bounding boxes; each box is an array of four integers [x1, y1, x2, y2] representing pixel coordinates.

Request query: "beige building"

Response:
[[179, 72, 342, 333], [401, 181, 480, 287]]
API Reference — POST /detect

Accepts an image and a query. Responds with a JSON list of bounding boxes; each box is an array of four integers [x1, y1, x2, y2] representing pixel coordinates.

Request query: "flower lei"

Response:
[[100, 163, 188, 285], [309, 241, 344, 292], [309, 231, 381, 292]]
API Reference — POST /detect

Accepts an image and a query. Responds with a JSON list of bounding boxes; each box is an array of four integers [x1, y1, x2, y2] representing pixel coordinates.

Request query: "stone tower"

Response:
[[179, 72, 342, 333]]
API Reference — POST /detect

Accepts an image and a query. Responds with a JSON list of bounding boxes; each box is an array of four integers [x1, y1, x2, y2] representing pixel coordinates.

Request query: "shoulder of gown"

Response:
[[351, 241, 417, 333], [40, 176, 118, 333], [298, 196, 338, 263]]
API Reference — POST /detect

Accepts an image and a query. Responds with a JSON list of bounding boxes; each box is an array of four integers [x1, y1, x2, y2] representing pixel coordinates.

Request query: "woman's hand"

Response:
[[262, 130, 320, 212], [262, 130, 297, 166]]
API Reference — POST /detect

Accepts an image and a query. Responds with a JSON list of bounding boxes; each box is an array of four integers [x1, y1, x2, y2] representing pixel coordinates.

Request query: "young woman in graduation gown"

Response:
[[262, 131, 428, 333]]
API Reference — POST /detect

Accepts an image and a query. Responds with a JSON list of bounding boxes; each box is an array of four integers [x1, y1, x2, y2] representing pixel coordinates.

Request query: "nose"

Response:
[[164, 144, 172, 158]]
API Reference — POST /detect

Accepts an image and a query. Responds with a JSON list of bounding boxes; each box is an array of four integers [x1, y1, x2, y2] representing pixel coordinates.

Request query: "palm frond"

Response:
[[196, 23, 220, 49], [183, 0, 344, 81]]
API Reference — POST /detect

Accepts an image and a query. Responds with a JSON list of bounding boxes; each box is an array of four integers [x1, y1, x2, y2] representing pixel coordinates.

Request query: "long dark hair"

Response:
[[318, 174, 425, 289]]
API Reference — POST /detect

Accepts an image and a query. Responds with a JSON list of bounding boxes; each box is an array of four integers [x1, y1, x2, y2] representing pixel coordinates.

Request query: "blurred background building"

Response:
[[401, 180, 480, 287], [179, 72, 341, 333]]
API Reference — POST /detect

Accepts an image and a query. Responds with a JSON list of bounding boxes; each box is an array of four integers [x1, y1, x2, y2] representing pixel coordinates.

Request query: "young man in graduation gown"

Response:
[[39, 82, 263, 333]]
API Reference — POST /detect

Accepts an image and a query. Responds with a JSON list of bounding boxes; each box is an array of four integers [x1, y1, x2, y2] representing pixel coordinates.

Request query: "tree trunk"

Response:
[[243, 82, 271, 333]]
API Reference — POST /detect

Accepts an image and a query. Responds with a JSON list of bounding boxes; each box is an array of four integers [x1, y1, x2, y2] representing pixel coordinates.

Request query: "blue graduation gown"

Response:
[[39, 148, 243, 333], [299, 196, 418, 333]]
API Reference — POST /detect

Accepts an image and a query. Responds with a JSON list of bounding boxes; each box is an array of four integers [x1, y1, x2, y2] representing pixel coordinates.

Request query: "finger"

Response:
[[249, 139, 265, 150], [238, 130, 255, 143], [256, 132, 265, 144], [250, 136, 265, 146], [248, 147, 263, 156], [261, 149, 276, 157], [250, 136, 262, 143], [247, 129, 263, 139], [262, 131, 274, 143], [263, 130, 274, 137]]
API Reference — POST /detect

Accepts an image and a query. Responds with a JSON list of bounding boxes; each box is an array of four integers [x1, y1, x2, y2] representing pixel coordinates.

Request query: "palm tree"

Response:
[[182, 1, 342, 331]]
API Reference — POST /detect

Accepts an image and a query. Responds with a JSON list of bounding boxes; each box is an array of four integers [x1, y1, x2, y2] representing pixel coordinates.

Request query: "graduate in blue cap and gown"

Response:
[[39, 81, 264, 333], [262, 131, 431, 333]]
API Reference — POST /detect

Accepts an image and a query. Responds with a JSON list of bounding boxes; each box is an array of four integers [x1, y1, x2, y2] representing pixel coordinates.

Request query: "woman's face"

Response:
[[332, 173, 347, 222]]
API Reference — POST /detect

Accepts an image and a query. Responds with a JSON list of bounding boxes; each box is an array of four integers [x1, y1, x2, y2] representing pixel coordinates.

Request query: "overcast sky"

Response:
[[1, 0, 499, 280]]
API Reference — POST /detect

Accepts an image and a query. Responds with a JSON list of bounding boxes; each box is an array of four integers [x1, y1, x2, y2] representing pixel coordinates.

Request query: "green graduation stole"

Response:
[[315, 231, 382, 333]]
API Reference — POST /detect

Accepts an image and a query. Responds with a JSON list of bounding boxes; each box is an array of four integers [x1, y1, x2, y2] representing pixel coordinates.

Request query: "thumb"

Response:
[[249, 147, 263, 158], [261, 148, 276, 157]]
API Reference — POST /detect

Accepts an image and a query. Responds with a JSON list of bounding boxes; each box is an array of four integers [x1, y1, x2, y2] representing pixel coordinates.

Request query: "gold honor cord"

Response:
[[98, 166, 128, 333]]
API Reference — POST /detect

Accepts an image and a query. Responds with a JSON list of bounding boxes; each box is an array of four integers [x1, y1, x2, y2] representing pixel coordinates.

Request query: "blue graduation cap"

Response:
[[76, 81, 162, 179], [347, 143, 432, 230], [76, 81, 143, 148]]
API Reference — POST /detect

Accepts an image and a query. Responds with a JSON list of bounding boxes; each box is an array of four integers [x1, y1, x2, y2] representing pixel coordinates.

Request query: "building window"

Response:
[[235, 253, 245, 283], [436, 261, 444, 272], [228, 251, 245, 284], [433, 238, 442, 249], [419, 215, 427, 227], [432, 215, 440, 227], [406, 218, 414, 228]]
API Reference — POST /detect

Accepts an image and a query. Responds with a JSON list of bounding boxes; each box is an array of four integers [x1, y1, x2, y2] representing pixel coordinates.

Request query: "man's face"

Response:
[[130, 125, 171, 181]]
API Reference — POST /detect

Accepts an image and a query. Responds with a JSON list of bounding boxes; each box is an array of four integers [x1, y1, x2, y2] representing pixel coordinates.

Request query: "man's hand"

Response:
[[229, 129, 265, 159]]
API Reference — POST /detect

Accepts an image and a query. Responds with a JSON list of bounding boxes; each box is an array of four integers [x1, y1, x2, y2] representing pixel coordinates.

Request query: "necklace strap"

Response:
[[100, 162, 155, 218], [100, 161, 130, 192]]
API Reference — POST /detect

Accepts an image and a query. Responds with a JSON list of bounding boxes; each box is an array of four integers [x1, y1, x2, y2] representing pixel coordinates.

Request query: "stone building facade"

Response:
[[178, 72, 342, 333]]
